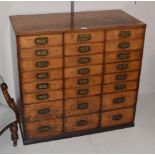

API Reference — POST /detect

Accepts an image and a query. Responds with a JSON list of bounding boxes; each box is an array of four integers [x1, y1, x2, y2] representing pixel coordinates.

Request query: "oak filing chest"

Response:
[[10, 10, 146, 144]]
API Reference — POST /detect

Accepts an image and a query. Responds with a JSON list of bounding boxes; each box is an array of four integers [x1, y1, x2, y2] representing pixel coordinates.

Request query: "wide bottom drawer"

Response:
[[64, 113, 99, 133], [101, 108, 134, 128]]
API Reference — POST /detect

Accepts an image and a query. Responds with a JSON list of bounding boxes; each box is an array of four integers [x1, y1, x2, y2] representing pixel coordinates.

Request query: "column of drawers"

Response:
[[64, 30, 104, 133], [18, 34, 64, 139], [101, 27, 145, 127]]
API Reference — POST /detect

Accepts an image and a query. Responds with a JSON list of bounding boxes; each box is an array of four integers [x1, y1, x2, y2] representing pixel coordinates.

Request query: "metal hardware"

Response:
[[119, 31, 131, 38], [115, 84, 126, 90], [77, 34, 91, 41], [113, 97, 125, 104], [117, 64, 128, 70], [115, 74, 127, 81], [36, 49, 48, 56], [77, 103, 88, 110], [37, 108, 50, 115], [34, 37, 48, 45], [38, 126, 51, 132], [77, 78, 89, 85], [77, 120, 88, 126], [77, 89, 89, 95], [36, 93, 49, 100], [37, 83, 49, 89], [36, 72, 49, 79], [36, 61, 48, 68], [112, 114, 123, 121], [117, 53, 129, 59], [118, 42, 130, 49], [78, 57, 91, 64], [78, 46, 91, 53], [78, 68, 90, 75]]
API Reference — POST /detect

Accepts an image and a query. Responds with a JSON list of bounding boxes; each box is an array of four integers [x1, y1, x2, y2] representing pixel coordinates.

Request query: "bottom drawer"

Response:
[[101, 108, 134, 128], [25, 119, 63, 139], [64, 113, 99, 133]]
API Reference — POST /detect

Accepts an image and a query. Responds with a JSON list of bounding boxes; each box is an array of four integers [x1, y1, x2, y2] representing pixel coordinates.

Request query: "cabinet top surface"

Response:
[[10, 10, 145, 36]]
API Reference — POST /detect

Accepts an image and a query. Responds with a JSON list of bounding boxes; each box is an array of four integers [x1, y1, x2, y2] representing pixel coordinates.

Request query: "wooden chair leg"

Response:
[[10, 122, 18, 146]]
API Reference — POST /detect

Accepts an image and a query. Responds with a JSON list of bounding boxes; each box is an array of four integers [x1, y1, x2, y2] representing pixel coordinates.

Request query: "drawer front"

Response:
[[19, 46, 63, 60], [23, 90, 63, 104], [103, 81, 137, 94], [64, 113, 99, 132], [105, 61, 141, 74], [25, 118, 63, 139], [105, 50, 141, 63], [101, 108, 134, 128], [20, 58, 63, 72], [104, 71, 139, 84], [65, 65, 102, 78], [65, 43, 104, 56], [21, 69, 62, 83], [65, 76, 102, 89], [65, 96, 101, 117], [64, 31, 104, 45], [65, 54, 103, 68], [65, 85, 101, 99], [106, 28, 145, 40], [22, 80, 63, 94], [18, 34, 62, 49], [24, 100, 63, 122], [105, 38, 143, 52], [102, 91, 137, 111]]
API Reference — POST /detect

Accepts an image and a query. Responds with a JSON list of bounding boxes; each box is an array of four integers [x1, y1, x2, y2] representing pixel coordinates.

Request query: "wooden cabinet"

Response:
[[10, 10, 146, 145]]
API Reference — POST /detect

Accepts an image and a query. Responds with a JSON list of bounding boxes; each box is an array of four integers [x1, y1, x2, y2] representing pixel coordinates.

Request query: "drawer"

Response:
[[65, 85, 101, 99], [106, 27, 145, 41], [65, 76, 102, 89], [102, 91, 137, 111], [64, 31, 104, 45], [105, 61, 141, 74], [19, 46, 63, 60], [105, 38, 143, 52], [18, 34, 62, 49], [103, 81, 137, 94], [65, 96, 101, 117], [25, 118, 63, 139], [21, 69, 62, 83], [101, 108, 134, 128], [65, 54, 103, 68], [22, 80, 63, 94], [24, 100, 63, 122], [65, 65, 102, 78], [105, 50, 141, 63], [23, 90, 63, 104], [20, 58, 62, 72], [65, 43, 104, 56], [64, 113, 99, 133], [104, 71, 139, 84]]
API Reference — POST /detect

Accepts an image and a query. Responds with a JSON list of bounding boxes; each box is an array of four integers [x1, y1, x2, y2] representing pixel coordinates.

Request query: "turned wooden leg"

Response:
[[10, 122, 18, 146]]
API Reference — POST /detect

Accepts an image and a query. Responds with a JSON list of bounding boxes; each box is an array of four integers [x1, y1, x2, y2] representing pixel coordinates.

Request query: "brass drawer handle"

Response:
[[34, 37, 48, 45], [77, 103, 88, 110], [36, 49, 48, 56], [119, 31, 131, 38], [78, 57, 91, 64], [78, 46, 91, 53], [78, 68, 90, 75], [118, 42, 130, 49], [36, 93, 49, 100], [37, 108, 50, 115], [36, 61, 48, 68], [77, 89, 89, 95], [117, 64, 128, 70], [77, 120, 88, 126], [37, 83, 49, 89], [117, 53, 129, 60], [36, 72, 49, 79], [77, 78, 89, 85], [115, 74, 127, 81], [112, 114, 123, 121], [77, 34, 91, 41], [38, 125, 51, 132], [115, 83, 126, 90], [113, 97, 125, 104]]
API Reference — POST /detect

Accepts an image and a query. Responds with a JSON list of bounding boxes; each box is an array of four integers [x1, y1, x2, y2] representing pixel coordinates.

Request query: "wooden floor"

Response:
[[0, 93, 155, 154]]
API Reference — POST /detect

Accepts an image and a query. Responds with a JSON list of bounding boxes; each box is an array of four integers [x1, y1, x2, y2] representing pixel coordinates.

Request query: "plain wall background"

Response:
[[0, 1, 154, 99]]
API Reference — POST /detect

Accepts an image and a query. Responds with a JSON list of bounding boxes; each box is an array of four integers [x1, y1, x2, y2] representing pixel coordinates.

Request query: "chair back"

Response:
[[0, 75, 7, 105]]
